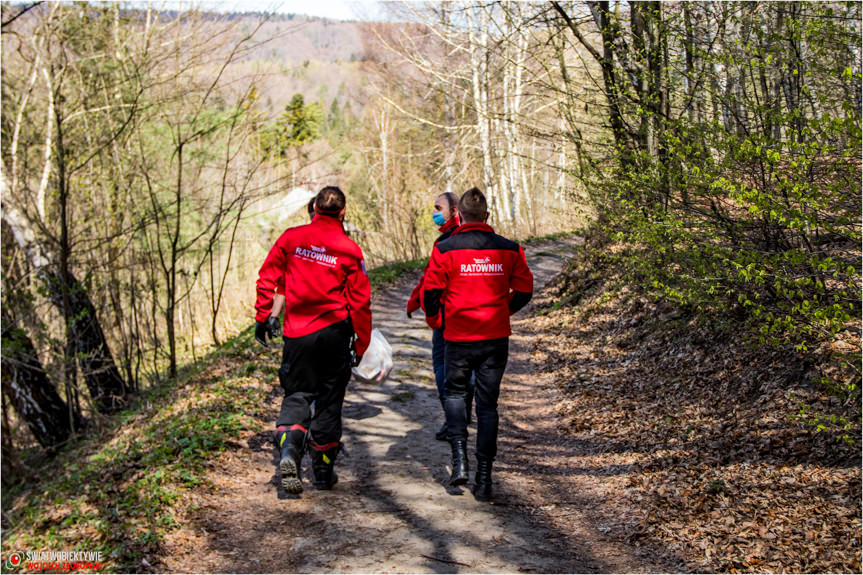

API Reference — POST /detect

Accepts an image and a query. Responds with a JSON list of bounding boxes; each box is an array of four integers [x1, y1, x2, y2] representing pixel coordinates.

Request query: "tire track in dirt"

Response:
[[161, 238, 671, 573]]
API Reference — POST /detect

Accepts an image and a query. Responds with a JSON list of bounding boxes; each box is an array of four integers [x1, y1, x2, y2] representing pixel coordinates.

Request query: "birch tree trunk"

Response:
[[1, 308, 82, 448], [468, 6, 498, 220], [377, 105, 391, 229], [513, 21, 530, 229], [502, 7, 522, 224], [1, 173, 130, 414]]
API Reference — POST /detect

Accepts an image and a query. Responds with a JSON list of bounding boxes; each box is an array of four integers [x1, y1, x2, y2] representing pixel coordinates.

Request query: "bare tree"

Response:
[[129, 10, 268, 375]]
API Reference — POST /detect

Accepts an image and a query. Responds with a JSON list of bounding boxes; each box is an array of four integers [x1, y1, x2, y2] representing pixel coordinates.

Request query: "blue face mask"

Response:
[[432, 211, 447, 227]]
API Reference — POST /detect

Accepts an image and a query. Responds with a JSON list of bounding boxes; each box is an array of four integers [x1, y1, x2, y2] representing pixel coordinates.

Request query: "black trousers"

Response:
[[443, 337, 509, 461], [277, 319, 353, 448]]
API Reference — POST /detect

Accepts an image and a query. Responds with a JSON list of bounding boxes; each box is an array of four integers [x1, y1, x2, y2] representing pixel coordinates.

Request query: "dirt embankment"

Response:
[[525, 244, 861, 573]]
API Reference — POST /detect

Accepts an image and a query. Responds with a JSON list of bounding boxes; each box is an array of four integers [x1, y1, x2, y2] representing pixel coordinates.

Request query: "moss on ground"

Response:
[[1, 327, 268, 572]]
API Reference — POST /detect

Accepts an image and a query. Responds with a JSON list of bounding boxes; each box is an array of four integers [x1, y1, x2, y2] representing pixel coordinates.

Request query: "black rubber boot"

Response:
[[311, 445, 340, 490], [473, 457, 493, 501], [449, 439, 469, 486], [276, 427, 305, 494]]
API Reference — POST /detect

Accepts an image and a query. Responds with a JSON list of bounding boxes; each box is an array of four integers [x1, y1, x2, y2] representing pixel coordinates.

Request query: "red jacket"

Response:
[[406, 215, 461, 315], [422, 222, 533, 341], [255, 214, 372, 356]]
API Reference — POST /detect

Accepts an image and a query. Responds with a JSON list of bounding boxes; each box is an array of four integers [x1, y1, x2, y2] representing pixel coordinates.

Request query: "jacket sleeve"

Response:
[[508, 246, 534, 314], [422, 246, 448, 331], [406, 276, 423, 315], [406, 256, 433, 315], [346, 251, 372, 357], [255, 231, 290, 322]]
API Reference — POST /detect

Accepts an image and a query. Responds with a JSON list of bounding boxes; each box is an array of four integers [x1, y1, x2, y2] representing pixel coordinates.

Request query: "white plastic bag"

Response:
[[352, 329, 393, 383]]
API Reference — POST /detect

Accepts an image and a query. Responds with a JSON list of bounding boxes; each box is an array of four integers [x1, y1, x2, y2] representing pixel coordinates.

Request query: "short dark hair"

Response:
[[458, 187, 487, 222], [307, 197, 316, 219], [315, 186, 346, 216], [439, 192, 459, 211]]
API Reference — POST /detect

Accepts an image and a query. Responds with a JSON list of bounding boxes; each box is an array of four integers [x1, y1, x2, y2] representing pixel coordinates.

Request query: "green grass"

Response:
[[521, 229, 581, 245], [390, 390, 415, 402], [1, 326, 267, 572], [365, 233, 581, 287], [367, 257, 426, 287]]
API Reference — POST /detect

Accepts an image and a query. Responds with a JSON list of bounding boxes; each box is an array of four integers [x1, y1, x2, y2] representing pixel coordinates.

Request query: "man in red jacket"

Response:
[[254, 186, 372, 494], [423, 187, 533, 501]]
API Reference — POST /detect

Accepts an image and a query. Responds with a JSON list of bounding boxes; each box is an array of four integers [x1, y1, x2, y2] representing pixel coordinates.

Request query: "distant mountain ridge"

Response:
[[3, 2, 370, 62], [211, 11, 373, 117], [231, 12, 369, 64]]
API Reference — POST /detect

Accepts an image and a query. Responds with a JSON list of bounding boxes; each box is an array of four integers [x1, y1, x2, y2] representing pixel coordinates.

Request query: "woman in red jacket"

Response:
[[254, 186, 372, 495]]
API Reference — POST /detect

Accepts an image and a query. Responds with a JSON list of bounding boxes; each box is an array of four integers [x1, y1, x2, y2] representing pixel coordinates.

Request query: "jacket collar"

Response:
[[312, 213, 345, 230], [452, 221, 494, 235], [438, 213, 461, 234]]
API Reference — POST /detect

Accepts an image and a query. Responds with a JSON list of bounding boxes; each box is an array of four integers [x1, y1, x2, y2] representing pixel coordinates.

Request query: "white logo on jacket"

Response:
[[295, 245, 338, 266], [460, 257, 503, 275]]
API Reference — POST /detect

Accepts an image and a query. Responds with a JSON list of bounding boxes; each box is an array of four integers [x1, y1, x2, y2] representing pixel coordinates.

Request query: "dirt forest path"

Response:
[[162, 238, 672, 573]]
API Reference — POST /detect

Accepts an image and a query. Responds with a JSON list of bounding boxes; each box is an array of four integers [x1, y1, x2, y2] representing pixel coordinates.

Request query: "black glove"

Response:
[[266, 316, 281, 339], [349, 334, 361, 367], [407, 311, 412, 319], [255, 317, 281, 347], [254, 321, 269, 346]]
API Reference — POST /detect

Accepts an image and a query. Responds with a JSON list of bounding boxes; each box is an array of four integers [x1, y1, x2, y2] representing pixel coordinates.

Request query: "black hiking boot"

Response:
[[277, 427, 305, 494], [449, 439, 469, 486], [435, 422, 448, 441], [311, 444, 340, 490], [473, 457, 493, 501]]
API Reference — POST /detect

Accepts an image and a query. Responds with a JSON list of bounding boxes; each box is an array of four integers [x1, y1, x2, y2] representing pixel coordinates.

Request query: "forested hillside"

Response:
[[1, 2, 860, 573]]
